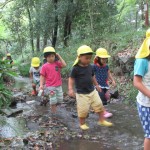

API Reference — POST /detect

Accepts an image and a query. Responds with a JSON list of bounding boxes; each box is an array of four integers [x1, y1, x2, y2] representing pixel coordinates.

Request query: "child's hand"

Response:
[[39, 85, 44, 90], [68, 89, 75, 98], [112, 81, 116, 87], [56, 53, 60, 58], [96, 85, 102, 92]]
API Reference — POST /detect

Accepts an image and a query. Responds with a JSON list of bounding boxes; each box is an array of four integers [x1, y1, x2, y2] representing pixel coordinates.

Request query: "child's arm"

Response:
[[92, 75, 102, 92], [30, 72, 33, 82], [108, 70, 116, 87], [39, 75, 45, 90], [133, 75, 150, 98], [29, 67, 33, 83], [56, 53, 67, 67], [68, 77, 75, 97]]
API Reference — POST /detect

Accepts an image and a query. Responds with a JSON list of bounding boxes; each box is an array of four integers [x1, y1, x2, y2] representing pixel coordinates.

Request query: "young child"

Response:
[[68, 45, 113, 130], [133, 29, 150, 150], [39, 46, 66, 113], [29, 57, 41, 96], [93, 48, 116, 118]]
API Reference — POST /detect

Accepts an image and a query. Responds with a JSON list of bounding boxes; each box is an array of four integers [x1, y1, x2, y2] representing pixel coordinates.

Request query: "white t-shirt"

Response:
[[29, 67, 41, 82]]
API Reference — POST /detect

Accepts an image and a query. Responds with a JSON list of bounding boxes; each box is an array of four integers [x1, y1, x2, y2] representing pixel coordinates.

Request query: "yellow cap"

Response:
[[135, 29, 150, 59], [73, 45, 93, 66], [7, 53, 11, 56], [43, 46, 55, 53], [31, 57, 40, 67], [96, 48, 111, 58]]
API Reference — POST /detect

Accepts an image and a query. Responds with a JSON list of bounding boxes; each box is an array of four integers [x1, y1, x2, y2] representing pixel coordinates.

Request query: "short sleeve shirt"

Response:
[[70, 64, 94, 94], [29, 67, 41, 82], [93, 64, 109, 88], [40, 61, 63, 87], [134, 58, 148, 77]]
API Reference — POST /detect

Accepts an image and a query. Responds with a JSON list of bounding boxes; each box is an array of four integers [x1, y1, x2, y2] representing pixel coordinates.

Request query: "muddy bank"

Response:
[[0, 77, 144, 150]]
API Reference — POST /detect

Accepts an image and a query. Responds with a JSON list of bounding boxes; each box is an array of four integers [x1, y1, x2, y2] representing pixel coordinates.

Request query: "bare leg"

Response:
[[144, 138, 150, 150], [51, 104, 57, 113], [32, 84, 36, 93], [97, 111, 105, 122], [79, 117, 86, 125]]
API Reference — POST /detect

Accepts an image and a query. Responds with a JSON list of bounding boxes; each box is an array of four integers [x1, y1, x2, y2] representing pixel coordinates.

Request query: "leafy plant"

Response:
[[0, 57, 17, 109]]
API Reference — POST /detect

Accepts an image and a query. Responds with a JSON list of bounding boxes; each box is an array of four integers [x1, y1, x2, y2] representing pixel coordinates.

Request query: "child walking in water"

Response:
[[93, 48, 116, 118], [133, 29, 150, 150], [39, 46, 66, 113], [68, 45, 113, 130], [29, 57, 41, 96]]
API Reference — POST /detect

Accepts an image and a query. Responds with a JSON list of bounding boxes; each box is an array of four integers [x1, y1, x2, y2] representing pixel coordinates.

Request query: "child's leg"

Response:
[[48, 87, 57, 113], [32, 83, 36, 91], [76, 93, 90, 130], [56, 86, 63, 105], [137, 103, 150, 150], [91, 90, 113, 127], [98, 89, 107, 105], [79, 117, 86, 125], [144, 138, 150, 150], [51, 104, 57, 113], [31, 83, 37, 95]]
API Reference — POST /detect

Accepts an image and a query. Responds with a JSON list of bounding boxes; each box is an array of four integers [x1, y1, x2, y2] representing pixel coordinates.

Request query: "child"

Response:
[[5, 53, 14, 68], [29, 57, 41, 96], [39, 46, 66, 113], [68, 45, 113, 130], [93, 48, 116, 118], [133, 29, 150, 150]]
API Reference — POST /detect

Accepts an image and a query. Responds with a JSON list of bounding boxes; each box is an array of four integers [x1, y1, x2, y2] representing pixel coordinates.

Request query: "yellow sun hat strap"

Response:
[[135, 29, 150, 59]]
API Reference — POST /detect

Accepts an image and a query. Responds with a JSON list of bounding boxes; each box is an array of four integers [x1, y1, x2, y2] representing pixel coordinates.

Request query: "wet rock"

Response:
[[1, 108, 23, 117], [11, 138, 24, 148], [26, 100, 36, 104]]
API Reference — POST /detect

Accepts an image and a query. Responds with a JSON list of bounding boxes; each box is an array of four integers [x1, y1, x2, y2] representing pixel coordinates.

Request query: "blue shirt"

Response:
[[134, 58, 148, 77], [93, 64, 109, 88]]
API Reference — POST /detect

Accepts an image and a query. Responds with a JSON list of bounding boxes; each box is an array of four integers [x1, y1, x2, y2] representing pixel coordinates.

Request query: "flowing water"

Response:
[[0, 77, 144, 150]]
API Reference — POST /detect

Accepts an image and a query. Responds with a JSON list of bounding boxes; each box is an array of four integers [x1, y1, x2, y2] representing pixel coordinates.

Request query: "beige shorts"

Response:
[[76, 90, 104, 118]]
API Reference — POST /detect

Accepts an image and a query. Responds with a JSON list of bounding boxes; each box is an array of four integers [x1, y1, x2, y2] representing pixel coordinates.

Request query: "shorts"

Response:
[[44, 86, 63, 105], [32, 79, 40, 86], [76, 90, 104, 118], [137, 102, 150, 138]]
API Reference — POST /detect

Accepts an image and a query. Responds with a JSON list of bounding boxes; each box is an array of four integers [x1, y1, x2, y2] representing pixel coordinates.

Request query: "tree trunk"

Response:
[[63, 0, 74, 47], [43, 32, 47, 48], [27, 6, 34, 53], [64, 12, 72, 47], [52, 0, 58, 48], [36, 34, 40, 51]]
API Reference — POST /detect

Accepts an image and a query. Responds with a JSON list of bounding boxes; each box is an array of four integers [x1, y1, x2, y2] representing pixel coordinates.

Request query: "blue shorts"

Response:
[[137, 102, 150, 138]]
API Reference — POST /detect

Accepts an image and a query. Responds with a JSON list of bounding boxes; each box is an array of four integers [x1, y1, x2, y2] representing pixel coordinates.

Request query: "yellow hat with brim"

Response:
[[135, 29, 150, 59], [31, 57, 40, 67], [73, 45, 93, 66], [43, 46, 55, 53], [7, 53, 11, 56], [96, 48, 111, 58]]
